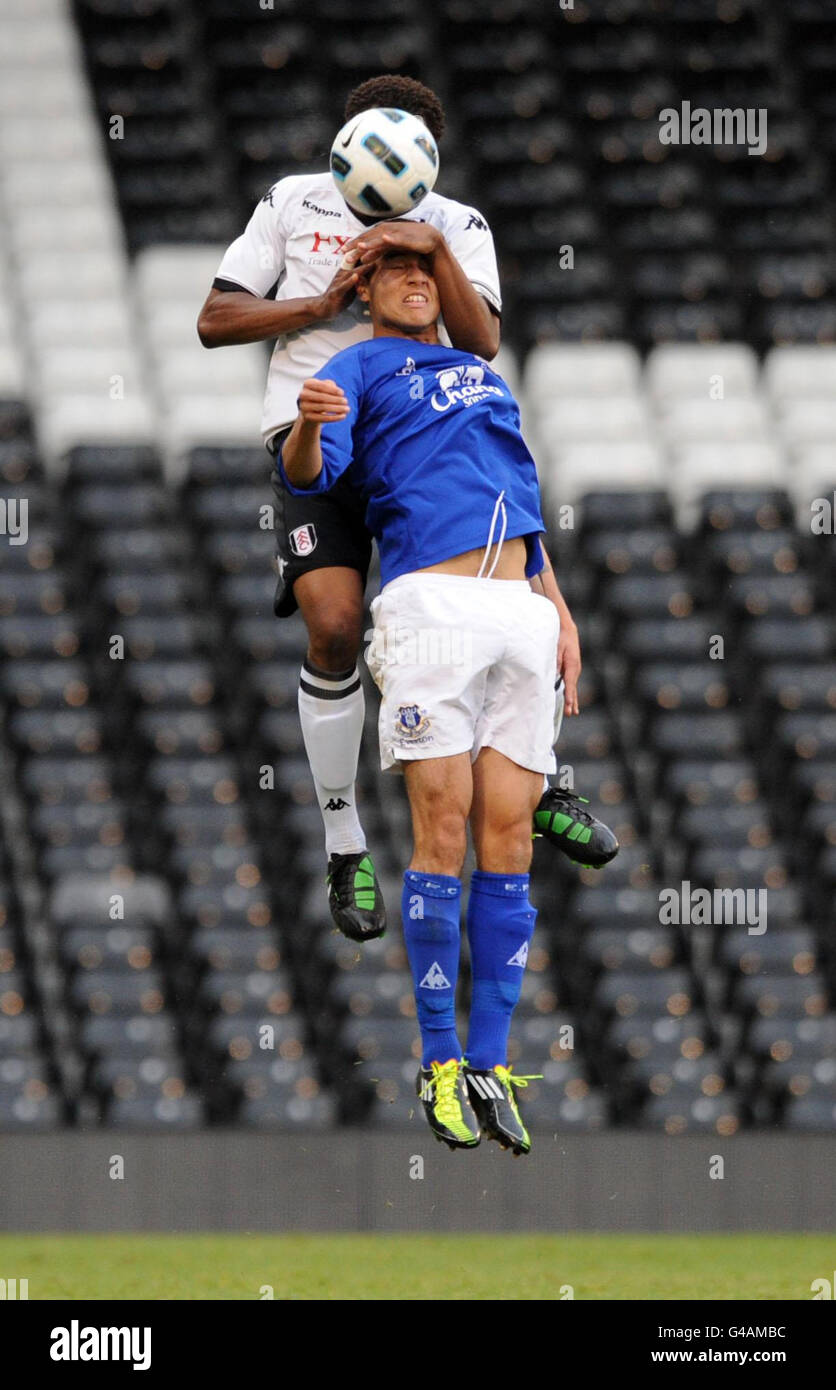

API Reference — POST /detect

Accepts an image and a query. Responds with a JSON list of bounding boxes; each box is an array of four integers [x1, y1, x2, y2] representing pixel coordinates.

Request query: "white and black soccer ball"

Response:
[[330, 107, 439, 218]]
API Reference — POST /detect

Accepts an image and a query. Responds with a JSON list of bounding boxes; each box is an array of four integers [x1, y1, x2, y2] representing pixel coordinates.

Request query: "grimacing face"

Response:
[[360, 251, 441, 333]]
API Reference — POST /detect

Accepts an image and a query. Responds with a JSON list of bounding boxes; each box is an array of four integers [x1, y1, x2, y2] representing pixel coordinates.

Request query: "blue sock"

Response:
[[466, 870, 536, 1071], [402, 870, 463, 1066]]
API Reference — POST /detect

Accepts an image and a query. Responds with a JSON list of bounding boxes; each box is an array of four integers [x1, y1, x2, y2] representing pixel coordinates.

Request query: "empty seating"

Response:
[[4, 0, 836, 1137]]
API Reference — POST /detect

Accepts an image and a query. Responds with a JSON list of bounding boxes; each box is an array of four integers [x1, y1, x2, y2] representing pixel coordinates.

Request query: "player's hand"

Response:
[[296, 379, 350, 424], [314, 261, 369, 321], [557, 621, 581, 716], [343, 220, 443, 268]]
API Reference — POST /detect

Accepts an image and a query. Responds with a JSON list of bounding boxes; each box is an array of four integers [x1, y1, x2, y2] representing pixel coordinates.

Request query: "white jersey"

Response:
[[214, 172, 502, 444]]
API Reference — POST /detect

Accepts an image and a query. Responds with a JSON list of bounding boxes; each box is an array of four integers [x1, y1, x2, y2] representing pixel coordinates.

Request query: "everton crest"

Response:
[[395, 704, 431, 740]]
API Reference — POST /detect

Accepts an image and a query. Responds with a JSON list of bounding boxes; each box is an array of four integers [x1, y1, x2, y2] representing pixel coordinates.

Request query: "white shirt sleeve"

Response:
[[444, 204, 502, 315], [214, 180, 290, 297]]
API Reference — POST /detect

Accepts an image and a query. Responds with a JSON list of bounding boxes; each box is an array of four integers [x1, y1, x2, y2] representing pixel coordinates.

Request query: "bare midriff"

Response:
[[415, 535, 529, 581]]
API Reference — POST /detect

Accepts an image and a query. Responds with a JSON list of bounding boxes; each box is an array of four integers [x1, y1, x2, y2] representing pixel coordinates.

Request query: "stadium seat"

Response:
[[783, 1096, 836, 1132], [523, 342, 641, 401], [657, 396, 771, 445], [668, 446, 785, 525], [237, 1091, 338, 1130], [640, 1091, 742, 1136], [763, 345, 836, 400], [542, 444, 666, 507], [105, 1094, 205, 1129], [593, 969, 697, 1020], [38, 396, 157, 468]]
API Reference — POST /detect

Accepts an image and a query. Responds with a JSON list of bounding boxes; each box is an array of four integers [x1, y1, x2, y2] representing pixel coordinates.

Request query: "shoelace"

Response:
[[493, 1066, 542, 1118], [327, 858, 361, 902], [543, 789, 598, 828], [425, 1060, 465, 1125], [494, 1066, 543, 1092], [328, 867, 349, 903]]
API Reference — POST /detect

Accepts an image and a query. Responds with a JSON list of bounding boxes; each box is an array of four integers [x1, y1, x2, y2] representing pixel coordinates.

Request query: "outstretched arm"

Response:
[[197, 263, 367, 348]]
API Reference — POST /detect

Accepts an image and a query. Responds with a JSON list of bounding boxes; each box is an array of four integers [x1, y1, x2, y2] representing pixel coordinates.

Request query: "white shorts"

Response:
[[365, 572, 559, 775]]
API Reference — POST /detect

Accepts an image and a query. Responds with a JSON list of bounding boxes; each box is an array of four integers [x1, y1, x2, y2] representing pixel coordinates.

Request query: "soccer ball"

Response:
[[330, 107, 439, 218]]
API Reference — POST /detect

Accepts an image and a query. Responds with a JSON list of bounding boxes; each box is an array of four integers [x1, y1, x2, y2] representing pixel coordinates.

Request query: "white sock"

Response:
[[298, 660, 367, 857]]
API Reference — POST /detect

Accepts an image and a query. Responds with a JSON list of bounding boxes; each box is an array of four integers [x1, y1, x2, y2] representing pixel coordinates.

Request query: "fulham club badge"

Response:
[[289, 524, 317, 557]]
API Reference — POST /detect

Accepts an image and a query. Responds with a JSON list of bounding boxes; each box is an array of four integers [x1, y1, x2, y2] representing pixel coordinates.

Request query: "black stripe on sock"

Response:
[[302, 658, 358, 683], [300, 676, 362, 701]]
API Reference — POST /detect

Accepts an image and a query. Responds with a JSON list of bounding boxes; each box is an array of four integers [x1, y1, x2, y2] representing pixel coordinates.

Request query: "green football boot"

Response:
[[326, 851, 386, 941], [533, 786, 619, 869]]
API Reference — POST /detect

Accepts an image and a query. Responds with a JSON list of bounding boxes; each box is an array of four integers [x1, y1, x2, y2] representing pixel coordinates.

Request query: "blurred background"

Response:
[[0, 0, 834, 1157]]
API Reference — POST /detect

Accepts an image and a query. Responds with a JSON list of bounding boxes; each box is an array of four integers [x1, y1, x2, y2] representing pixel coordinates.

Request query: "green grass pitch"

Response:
[[0, 1233, 830, 1299]]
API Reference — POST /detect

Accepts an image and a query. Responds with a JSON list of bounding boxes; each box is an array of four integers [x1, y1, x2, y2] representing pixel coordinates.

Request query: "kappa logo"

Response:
[[429, 362, 504, 414], [394, 355, 417, 376], [506, 942, 529, 968], [395, 704, 432, 740], [419, 961, 451, 990], [302, 197, 341, 218], [323, 797, 349, 811], [289, 524, 317, 557]]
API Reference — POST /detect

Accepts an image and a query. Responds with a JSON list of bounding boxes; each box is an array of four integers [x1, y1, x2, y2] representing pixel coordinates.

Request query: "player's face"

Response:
[[366, 252, 440, 332]]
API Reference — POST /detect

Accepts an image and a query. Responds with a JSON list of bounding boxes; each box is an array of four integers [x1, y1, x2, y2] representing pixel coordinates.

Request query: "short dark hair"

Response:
[[344, 75, 445, 143]]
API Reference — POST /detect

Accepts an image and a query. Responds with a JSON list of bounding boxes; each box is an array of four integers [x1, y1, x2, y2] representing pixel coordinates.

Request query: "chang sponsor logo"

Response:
[[429, 362, 504, 413]]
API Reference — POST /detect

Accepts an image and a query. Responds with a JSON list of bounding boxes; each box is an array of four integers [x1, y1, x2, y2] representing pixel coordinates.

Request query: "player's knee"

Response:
[[305, 607, 363, 672], [413, 809, 467, 877], [478, 819, 533, 874]]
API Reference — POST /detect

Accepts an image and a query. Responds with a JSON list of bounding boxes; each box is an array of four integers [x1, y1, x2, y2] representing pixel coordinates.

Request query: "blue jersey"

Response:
[[278, 337, 546, 588]]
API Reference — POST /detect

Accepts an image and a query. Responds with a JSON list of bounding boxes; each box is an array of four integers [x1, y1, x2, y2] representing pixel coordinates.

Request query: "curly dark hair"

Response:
[[344, 75, 445, 143]]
